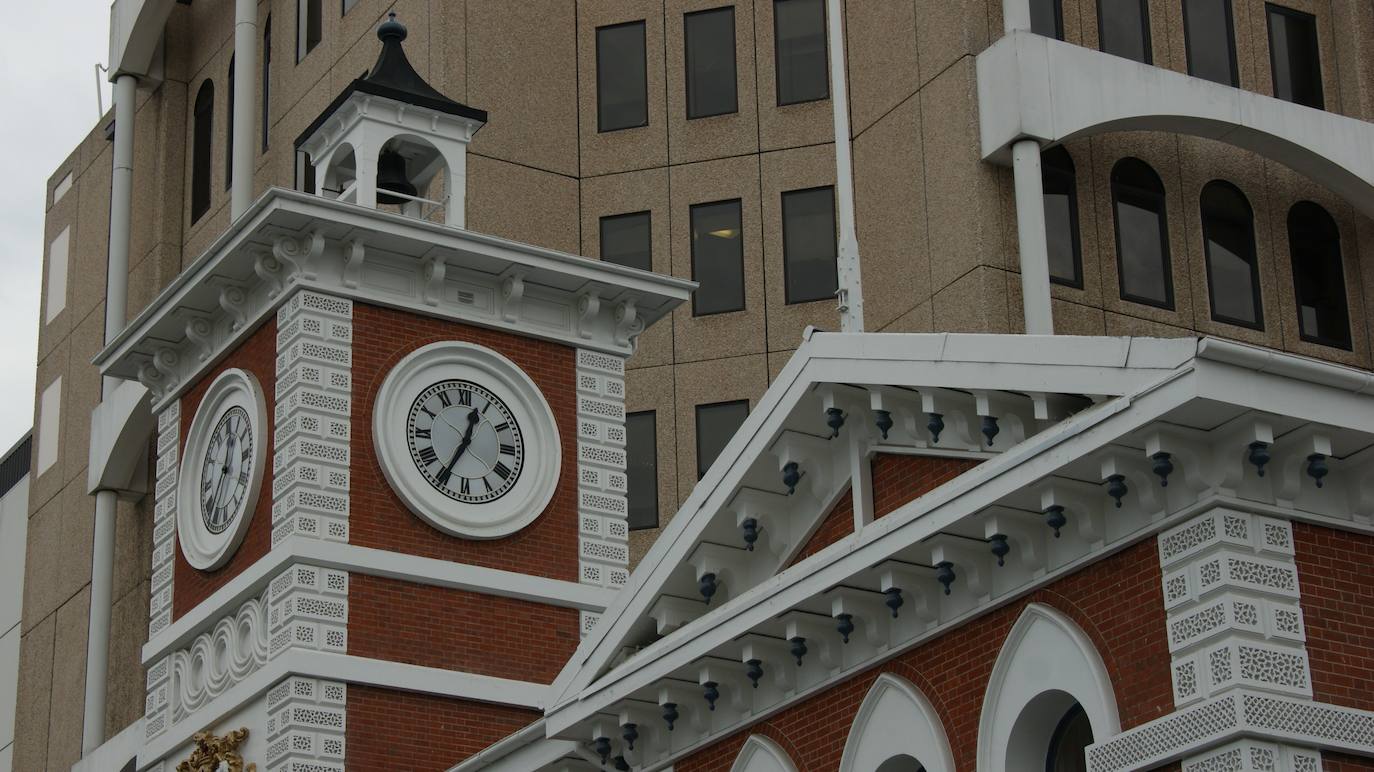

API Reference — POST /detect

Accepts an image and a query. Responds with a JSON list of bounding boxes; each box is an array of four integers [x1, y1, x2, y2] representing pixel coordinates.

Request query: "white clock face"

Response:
[[178, 368, 268, 570], [406, 380, 525, 503], [200, 406, 255, 534], [374, 342, 561, 540]]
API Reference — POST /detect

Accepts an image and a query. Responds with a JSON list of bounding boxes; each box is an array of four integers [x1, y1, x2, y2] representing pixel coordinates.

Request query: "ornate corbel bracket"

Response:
[[576, 290, 601, 340], [613, 298, 644, 349], [500, 271, 525, 323], [273, 229, 325, 280], [183, 316, 215, 363], [218, 285, 249, 331], [342, 238, 366, 288], [421, 254, 447, 306], [254, 251, 286, 298]]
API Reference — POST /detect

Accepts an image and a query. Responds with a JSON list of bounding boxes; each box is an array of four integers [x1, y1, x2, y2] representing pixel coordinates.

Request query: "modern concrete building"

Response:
[[14, 0, 1374, 770]]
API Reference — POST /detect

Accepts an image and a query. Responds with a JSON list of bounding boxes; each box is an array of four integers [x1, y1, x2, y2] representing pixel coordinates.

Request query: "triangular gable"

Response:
[[545, 333, 1202, 711]]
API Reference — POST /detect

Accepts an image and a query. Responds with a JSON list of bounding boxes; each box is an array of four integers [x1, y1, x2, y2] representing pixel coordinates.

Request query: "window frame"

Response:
[[696, 399, 750, 479], [297, 0, 322, 63], [780, 185, 838, 304], [1110, 158, 1175, 310], [595, 20, 651, 133], [1041, 146, 1084, 289], [225, 56, 235, 191], [689, 198, 747, 316], [684, 6, 740, 120], [1029, 0, 1065, 40], [191, 79, 215, 223], [1096, 0, 1153, 64], [1182, 0, 1239, 87], [1287, 201, 1351, 350], [626, 410, 660, 531], [599, 210, 654, 272], [773, 0, 830, 106], [1265, 3, 1324, 109], [262, 15, 271, 152], [1045, 703, 1092, 772], [1199, 180, 1263, 330]]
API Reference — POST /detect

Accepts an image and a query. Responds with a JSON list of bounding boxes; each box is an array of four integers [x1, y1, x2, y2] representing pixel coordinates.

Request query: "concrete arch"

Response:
[[730, 735, 799, 772], [976, 603, 1120, 772], [839, 673, 955, 772], [978, 31, 1374, 218]]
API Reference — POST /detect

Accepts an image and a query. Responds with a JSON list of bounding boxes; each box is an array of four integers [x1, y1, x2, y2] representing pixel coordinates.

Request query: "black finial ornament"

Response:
[[622, 723, 638, 751], [884, 587, 904, 618], [1248, 441, 1271, 477], [782, 462, 803, 495], [981, 415, 1000, 447], [746, 659, 764, 688], [698, 573, 718, 605], [1043, 504, 1067, 538], [662, 702, 679, 731], [1152, 452, 1174, 487], [826, 407, 846, 439], [1106, 474, 1128, 508], [874, 409, 893, 440], [593, 737, 612, 765], [989, 534, 1010, 567], [741, 518, 759, 552], [378, 11, 406, 41], [935, 561, 956, 595], [614, 756, 630, 771], [789, 636, 808, 666], [1306, 453, 1328, 488], [836, 613, 855, 643], [702, 681, 720, 711], [927, 413, 945, 444]]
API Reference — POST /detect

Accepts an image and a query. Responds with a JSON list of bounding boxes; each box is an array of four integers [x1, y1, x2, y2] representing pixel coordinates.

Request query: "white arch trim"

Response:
[[978, 31, 1374, 218], [977, 603, 1121, 772], [839, 673, 956, 772], [730, 735, 799, 772]]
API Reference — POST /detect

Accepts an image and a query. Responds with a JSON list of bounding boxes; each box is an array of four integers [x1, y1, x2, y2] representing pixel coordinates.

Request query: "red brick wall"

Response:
[[1293, 522, 1374, 712], [346, 685, 539, 772], [173, 318, 277, 619], [350, 303, 579, 581], [678, 539, 1173, 772], [871, 454, 981, 519], [347, 574, 580, 683], [788, 487, 853, 567]]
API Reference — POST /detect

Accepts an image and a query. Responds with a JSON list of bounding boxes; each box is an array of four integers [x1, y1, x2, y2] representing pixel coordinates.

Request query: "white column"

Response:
[[1012, 138, 1054, 335], [84, 71, 138, 756], [231, 0, 259, 220], [1002, 0, 1033, 33], [827, 0, 864, 333]]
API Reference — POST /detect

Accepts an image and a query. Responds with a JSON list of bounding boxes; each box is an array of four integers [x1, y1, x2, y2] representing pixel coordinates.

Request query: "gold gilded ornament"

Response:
[[176, 727, 257, 772]]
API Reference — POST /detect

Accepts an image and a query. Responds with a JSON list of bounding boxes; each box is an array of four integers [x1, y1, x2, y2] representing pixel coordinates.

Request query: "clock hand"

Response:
[[212, 433, 235, 510], [437, 409, 481, 484]]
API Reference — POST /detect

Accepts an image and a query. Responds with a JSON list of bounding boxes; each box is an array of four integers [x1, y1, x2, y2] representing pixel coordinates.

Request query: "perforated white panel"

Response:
[[266, 675, 347, 772], [575, 348, 630, 625]]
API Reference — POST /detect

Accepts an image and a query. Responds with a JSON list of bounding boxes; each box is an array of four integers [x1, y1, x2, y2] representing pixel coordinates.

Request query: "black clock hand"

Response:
[[437, 409, 480, 485], [212, 433, 235, 510]]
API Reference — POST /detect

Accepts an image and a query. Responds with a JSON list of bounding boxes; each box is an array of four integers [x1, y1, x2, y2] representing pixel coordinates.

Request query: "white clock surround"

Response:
[[177, 368, 269, 571], [374, 341, 561, 539]]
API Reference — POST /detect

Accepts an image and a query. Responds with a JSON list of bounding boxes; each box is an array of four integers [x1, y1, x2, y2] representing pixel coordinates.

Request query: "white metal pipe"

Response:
[[82, 490, 117, 754], [1012, 138, 1054, 335], [104, 74, 137, 361], [1003, 0, 1033, 33], [826, 0, 864, 333], [231, 0, 258, 220]]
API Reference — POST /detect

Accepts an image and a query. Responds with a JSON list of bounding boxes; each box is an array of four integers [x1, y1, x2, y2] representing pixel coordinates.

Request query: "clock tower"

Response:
[[94, 16, 691, 772]]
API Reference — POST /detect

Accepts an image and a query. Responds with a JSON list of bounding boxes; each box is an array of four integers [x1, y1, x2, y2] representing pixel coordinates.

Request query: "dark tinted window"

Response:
[[1184, 0, 1238, 86], [690, 199, 746, 315], [1111, 158, 1173, 308], [191, 80, 214, 222], [1047, 704, 1093, 772], [225, 57, 235, 191], [626, 411, 659, 530], [1029, 0, 1064, 39], [1288, 201, 1350, 348], [1200, 181, 1262, 328], [782, 186, 837, 303], [295, 149, 315, 194], [600, 211, 653, 272], [1042, 146, 1082, 287], [1097, 0, 1152, 63], [774, 0, 828, 105], [299, 0, 322, 61], [262, 17, 271, 151], [1267, 4, 1323, 108], [696, 400, 749, 479], [597, 21, 649, 132], [685, 7, 738, 118]]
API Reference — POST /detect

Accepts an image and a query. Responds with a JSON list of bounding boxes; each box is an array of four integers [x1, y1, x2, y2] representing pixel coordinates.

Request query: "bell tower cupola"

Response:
[[296, 13, 487, 226]]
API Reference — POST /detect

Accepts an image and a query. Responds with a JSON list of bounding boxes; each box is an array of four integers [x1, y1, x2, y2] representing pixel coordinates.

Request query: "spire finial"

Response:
[[378, 12, 407, 43]]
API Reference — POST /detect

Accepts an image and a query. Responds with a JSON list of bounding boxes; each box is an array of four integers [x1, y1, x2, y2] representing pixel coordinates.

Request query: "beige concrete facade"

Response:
[[17, 1, 1374, 766]]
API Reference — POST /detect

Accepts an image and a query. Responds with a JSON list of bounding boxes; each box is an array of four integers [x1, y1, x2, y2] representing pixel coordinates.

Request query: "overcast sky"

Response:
[[0, 2, 111, 452]]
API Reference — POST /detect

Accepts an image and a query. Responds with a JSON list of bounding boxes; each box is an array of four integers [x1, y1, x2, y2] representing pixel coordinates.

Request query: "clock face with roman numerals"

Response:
[[406, 380, 525, 503], [199, 405, 256, 534]]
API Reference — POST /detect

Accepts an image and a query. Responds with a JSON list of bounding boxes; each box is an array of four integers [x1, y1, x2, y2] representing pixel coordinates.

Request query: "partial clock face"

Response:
[[406, 380, 525, 503], [200, 405, 255, 534]]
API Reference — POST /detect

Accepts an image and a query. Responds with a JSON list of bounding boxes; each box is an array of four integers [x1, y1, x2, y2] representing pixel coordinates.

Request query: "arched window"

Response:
[[1042, 146, 1082, 287], [840, 674, 954, 772], [225, 57, 235, 191], [1288, 202, 1351, 349], [191, 80, 214, 222], [1097, 0, 1152, 63], [1045, 703, 1093, 772], [1200, 181, 1262, 328], [877, 756, 926, 772], [730, 735, 798, 772], [1110, 158, 1173, 308]]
